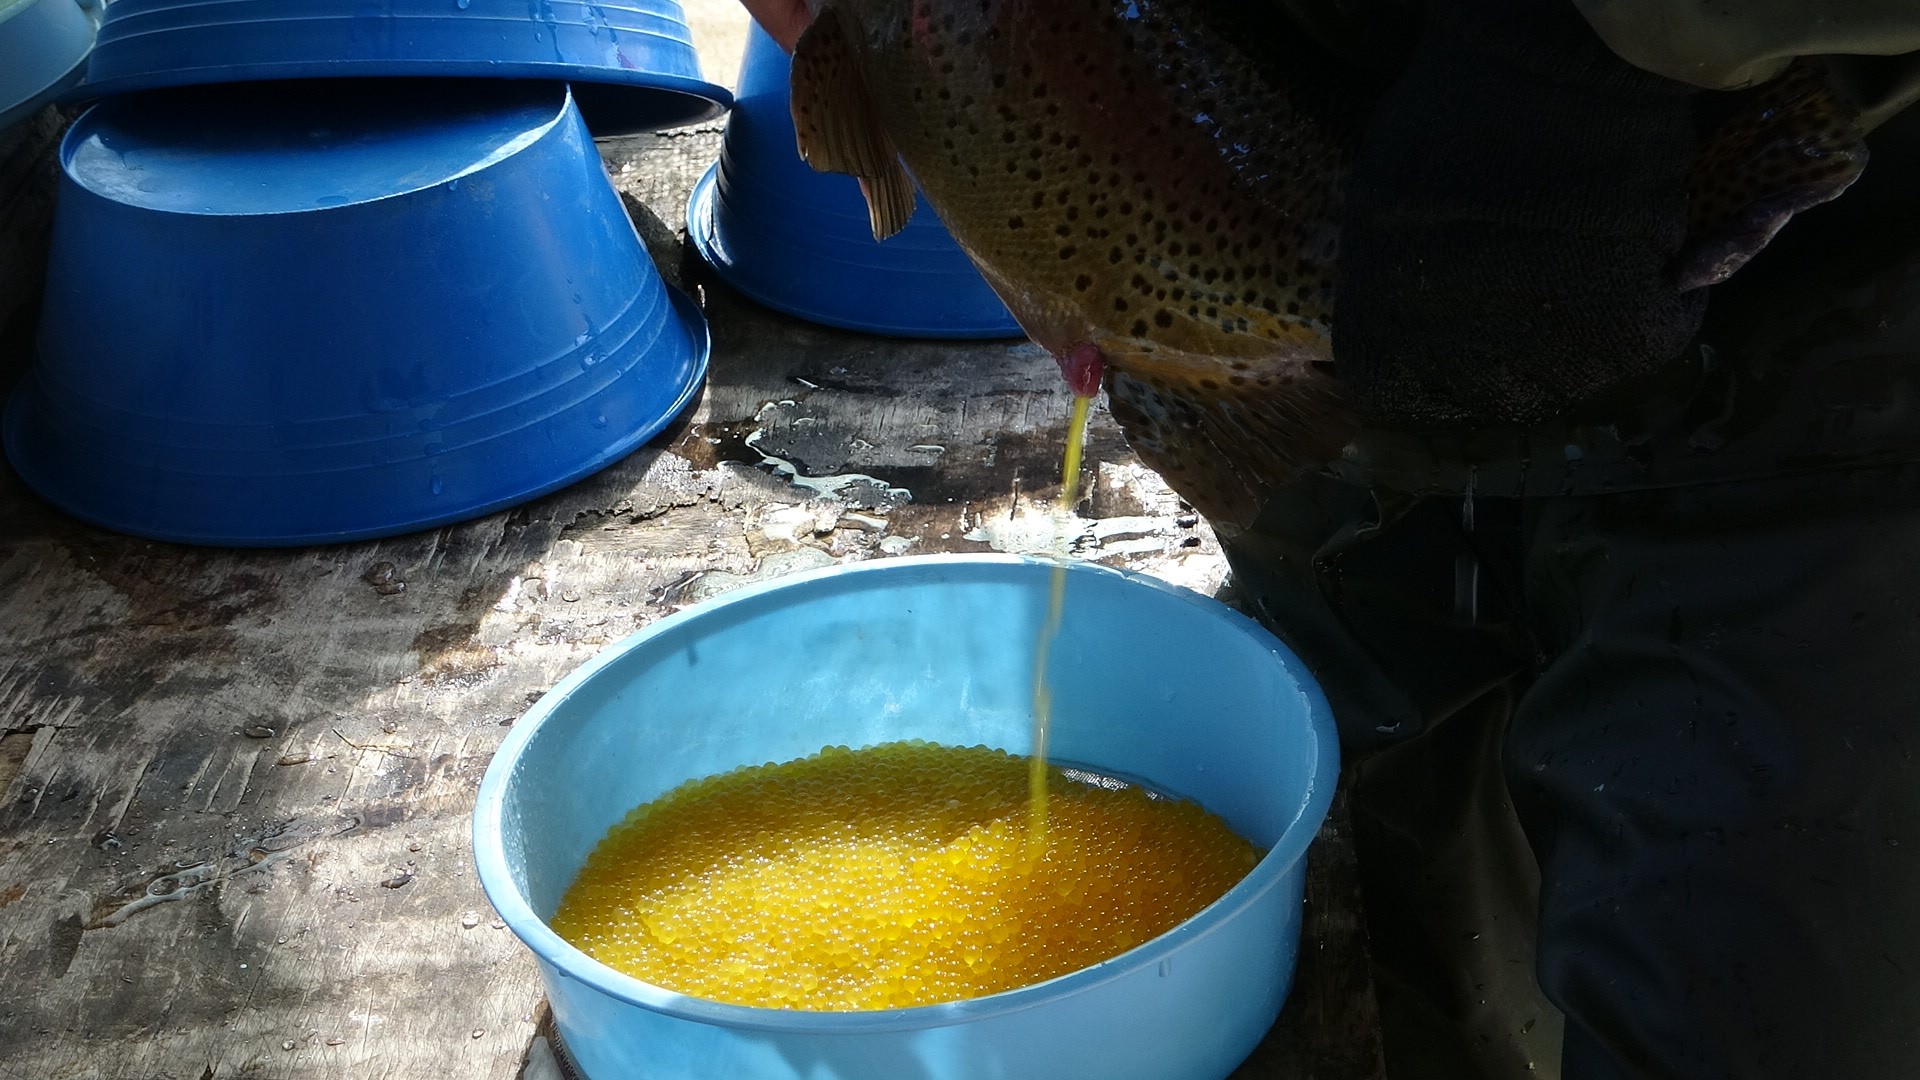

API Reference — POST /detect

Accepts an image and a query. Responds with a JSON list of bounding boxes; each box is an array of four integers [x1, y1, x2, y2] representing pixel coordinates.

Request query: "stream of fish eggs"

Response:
[[550, 395, 1262, 1011], [1026, 391, 1094, 844]]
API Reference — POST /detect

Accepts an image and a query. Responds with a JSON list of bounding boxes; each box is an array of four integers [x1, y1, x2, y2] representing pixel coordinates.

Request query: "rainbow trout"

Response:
[[786, 0, 1869, 529]]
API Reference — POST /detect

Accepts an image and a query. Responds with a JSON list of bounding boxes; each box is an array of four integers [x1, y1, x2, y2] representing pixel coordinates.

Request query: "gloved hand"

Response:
[[1330, 0, 1709, 431]]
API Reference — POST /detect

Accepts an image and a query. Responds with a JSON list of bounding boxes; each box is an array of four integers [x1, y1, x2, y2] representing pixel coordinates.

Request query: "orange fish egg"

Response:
[[549, 740, 1264, 1011]]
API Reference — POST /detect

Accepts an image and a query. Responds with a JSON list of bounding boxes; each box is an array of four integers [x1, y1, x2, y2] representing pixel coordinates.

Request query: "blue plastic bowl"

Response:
[[686, 24, 1022, 340], [473, 554, 1340, 1080], [3, 80, 708, 548], [65, 0, 729, 137], [0, 0, 101, 132]]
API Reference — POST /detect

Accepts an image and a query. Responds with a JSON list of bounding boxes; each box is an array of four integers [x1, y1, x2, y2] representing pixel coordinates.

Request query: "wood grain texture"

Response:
[[0, 121, 1379, 1080]]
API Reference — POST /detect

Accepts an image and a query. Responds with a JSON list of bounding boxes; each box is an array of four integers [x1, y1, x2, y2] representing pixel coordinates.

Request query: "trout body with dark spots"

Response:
[[788, 0, 1870, 529], [792, 0, 1372, 527]]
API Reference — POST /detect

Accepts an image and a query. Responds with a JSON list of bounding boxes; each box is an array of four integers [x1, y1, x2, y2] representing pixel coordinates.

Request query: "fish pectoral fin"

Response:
[[1103, 348, 1357, 531], [1677, 58, 1869, 292], [790, 6, 916, 241]]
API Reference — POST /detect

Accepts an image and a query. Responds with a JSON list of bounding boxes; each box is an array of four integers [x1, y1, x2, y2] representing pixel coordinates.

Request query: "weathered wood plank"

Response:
[[0, 184, 1242, 1080], [0, 19, 1382, 1073]]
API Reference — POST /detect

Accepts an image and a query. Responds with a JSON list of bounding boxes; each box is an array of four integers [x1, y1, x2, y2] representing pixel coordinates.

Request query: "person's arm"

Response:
[[738, 0, 812, 52], [1289, 0, 1919, 432]]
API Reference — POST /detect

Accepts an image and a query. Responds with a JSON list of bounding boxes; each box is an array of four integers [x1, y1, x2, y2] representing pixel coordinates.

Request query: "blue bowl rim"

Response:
[[62, 65, 732, 136], [0, 50, 86, 131], [471, 552, 1341, 1035], [686, 162, 1026, 341], [55, 75, 582, 216], [2, 288, 711, 548]]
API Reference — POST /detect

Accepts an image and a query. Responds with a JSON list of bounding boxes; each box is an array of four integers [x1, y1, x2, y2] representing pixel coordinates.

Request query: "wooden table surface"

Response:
[[0, 88, 1384, 1080]]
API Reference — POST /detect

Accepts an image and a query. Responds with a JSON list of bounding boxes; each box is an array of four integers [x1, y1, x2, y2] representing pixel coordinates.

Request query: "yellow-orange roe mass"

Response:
[[549, 740, 1264, 1011]]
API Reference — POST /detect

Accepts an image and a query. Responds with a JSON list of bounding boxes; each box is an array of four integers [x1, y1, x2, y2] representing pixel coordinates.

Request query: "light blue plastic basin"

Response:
[[473, 554, 1339, 1080]]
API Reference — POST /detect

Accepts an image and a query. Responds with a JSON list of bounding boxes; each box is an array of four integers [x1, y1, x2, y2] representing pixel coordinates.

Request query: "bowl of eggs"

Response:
[[473, 554, 1339, 1080]]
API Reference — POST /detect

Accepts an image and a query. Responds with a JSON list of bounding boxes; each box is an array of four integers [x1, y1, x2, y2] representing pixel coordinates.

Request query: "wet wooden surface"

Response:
[[0, 91, 1383, 1080]]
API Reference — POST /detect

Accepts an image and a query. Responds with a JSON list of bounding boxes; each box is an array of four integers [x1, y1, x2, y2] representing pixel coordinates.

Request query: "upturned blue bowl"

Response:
[[473, 554, 1339, 1080], [686, 23, 1023, 339], [3, 80, 708, 548], [66, 0, 729, 136], [0, 0, 101, 132]]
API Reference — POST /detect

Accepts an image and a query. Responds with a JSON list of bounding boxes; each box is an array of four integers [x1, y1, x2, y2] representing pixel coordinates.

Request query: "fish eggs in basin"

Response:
[[550, 740, 1264, 1011]]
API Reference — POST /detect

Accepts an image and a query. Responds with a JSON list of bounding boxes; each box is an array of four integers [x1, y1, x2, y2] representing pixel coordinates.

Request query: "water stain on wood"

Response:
[[410, 620, 496, 683], [46, 912, 83, 979], [669, 420, 761, 470], [0, 728, 31, 795], [341, 802, 412, 836]]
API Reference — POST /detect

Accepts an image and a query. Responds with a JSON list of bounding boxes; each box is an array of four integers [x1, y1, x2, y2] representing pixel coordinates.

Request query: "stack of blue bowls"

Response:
[[3, 0, 730, 546]]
